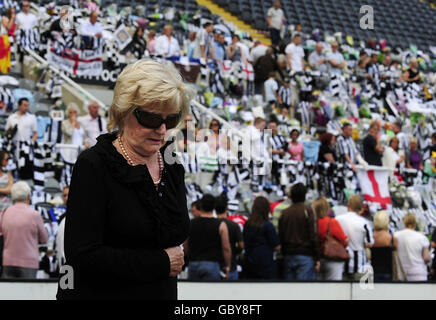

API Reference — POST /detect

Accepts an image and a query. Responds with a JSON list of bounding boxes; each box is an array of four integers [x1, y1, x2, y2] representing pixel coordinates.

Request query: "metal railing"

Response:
[[24, 48, 107, 112]]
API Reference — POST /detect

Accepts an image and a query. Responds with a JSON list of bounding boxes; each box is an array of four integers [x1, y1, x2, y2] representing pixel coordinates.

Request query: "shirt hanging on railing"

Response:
[[17, 28, 40, 51], [33, 142, 55, 191]]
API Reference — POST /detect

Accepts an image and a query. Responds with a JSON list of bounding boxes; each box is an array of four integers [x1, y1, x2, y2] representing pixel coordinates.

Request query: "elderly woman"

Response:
[[369, 211, 394, 281], [56, 60, 195, 300], [407, 138, 424, 171], [0, 181, 48, 279], [62, 102, 85, 147], [0, 151, 13, 211]]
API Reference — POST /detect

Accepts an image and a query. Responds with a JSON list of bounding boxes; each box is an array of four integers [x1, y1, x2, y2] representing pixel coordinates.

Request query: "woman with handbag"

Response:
[[314, 197, 349, 280]]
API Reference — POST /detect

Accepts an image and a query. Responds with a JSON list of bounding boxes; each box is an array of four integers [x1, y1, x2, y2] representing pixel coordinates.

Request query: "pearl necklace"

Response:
[[118, 136, 164, 187]]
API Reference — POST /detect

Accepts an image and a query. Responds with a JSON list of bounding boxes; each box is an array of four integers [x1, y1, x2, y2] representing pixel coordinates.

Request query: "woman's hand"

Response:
[[315, 261, 321, 273], [164, 246, 185, 277], [223, 266, 230, 279]]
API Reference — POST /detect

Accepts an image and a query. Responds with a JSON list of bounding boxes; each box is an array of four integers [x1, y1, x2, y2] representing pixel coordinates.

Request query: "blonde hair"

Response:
[[348, 194, 363, 213], [66, 102, 80, 116], [374, 211, 390, 231], [410, 58, 418, 66], [108, 59, 195, 134], [409, 137, 418, 144], [313, 197, 330, 219], [403, 212, 417, 228]]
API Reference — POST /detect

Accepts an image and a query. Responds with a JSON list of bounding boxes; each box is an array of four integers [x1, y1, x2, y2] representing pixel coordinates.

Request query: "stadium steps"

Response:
[[196, 0, 272, 46]]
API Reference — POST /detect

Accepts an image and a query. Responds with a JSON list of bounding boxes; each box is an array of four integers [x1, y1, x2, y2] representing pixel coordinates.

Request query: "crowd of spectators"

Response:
[[184, 185, 435, 282], [0, 0, 435, 283]]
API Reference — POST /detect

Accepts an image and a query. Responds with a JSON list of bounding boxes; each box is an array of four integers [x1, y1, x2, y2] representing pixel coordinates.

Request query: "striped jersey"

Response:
[[278, 85, 291, 107], [336, 134, 358, 164], [269, 133, 287, 161], [336, 211, 374, 274]]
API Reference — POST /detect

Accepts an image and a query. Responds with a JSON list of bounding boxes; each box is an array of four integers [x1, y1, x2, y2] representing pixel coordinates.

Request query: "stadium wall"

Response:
[[0, 281, 435, 300]]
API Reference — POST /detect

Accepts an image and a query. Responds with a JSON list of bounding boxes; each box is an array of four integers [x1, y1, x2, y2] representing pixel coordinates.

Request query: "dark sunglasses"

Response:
[[133, 108, 182, 129]]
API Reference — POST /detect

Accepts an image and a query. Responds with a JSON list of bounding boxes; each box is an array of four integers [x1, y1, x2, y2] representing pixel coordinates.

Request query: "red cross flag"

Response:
[[357, 169, 392, 209], [228, 214, 247, 232], [240, 62, 254, 81]]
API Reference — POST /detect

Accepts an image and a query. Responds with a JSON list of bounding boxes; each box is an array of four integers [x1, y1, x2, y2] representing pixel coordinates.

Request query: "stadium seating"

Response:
[[211, 0, 436, 51]]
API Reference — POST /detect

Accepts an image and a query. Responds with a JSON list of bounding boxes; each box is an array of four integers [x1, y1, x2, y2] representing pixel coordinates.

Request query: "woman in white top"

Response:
[[394, 213, 430, 281], [61, 103, 85, 163], [62, 103, 85, 147], [382, 137, 405, 180]]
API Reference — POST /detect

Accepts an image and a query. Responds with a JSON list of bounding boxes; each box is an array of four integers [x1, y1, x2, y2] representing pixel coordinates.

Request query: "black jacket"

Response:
[[56, 132, 189, 300]]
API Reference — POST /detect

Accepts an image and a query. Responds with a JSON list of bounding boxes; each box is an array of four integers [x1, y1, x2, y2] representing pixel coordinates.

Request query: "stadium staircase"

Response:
[[196, 0, 272, 46]]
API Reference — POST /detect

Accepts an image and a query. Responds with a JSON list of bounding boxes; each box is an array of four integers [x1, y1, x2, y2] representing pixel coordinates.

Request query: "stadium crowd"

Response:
[[0, 0, 435, 282], [185, 187, 434, 282]]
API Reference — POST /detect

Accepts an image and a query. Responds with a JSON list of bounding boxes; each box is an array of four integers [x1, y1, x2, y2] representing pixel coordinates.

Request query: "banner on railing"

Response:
[[47, 36, 103, 77]]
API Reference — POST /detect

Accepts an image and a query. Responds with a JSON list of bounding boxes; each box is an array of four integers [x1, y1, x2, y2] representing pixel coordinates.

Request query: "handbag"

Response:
[[321, 218, 350, 261], [392, 246, 407, 281], [4, 124, 17, 140]]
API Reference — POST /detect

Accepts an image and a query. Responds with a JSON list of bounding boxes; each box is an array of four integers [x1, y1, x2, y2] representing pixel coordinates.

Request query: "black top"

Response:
[[407, 68, 421, 84], [243, 221, 280, 279], [370, 235, 394, 276], [254, 54, 277, 83], [50, 19, 62, 33], [188, 217, 223, 263], [121, 35, 147, 58], [318, 144, 337, 163], [56, 132, 189, 300], [370, 246, 394, 276], [363, 134, 382, 166], [219, 218, 243, 271]]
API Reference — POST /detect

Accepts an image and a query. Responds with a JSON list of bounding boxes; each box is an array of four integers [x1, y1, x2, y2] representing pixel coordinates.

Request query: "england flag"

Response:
[[357, 169, 392, 209]]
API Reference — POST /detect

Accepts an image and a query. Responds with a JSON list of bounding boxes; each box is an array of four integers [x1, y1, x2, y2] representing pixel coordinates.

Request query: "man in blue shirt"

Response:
[[212, 32, 227, 63], [326, 41, 345, 75]]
